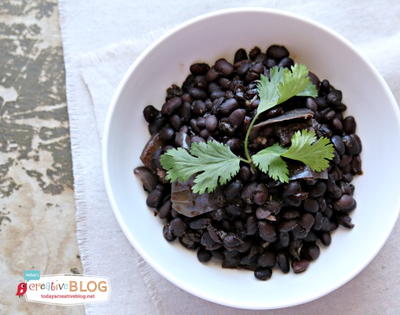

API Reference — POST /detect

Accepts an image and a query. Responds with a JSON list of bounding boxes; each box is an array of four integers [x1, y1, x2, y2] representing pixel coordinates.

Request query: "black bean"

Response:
[[333, 194, 356, 212], [148, 116, 165, 135], [275, 227, 287, 245], [158, 200, 171, 219], [255, 53, 266, 63], [226, 138, 241, 153], [218, 98, 238, 116], [337, 215, 354, 229], [219, 121, 235, 135], [253, 184, 268, 206], [201, 231, 221, 251], [303, 199, 319, 213], [210, 208, 224, 221], [254, 268, 272, 281], [170, 218, 187, 237], [244, 71, 259, 83], [190, 63, 210, 75], [304, 231, 318, 242], [159, 127, 175, 141], [161, 97, 182, 115], [190, 136, 204, 144], [134, 166, 158, 192], [236, 60, 251, 76], [315, 96, 328, 109], [305, 244, 320, 260], [343, 116, 356, 134], [225, 204, 241, 217], [143, 105, 159, 122], [258, 221, 277, 242], [196, 117, 206, 128], [283, 182, 301, 197], [342, 135, 361, 155], [292, 225, 308, 239], [292, 260, 310, 273], [332, 118, 343, 132], [279, 220, 298, 232], [197, 248, 212, 262], [222, 251, 240, 268], [163, 224, 175, 241], [189, 87, 207, 100], [331, 135, 345, 155], [189, 218, 211, 230], [308, 72, 320, 87], [174, 131, 190, 149], [166, 84, 182, 98], [310, 182, 326, 198], [319, 79, 331, 95], [228, 108, 246, 127], [224, 180, 243, 201], [325, 110, 336, 121], [180, 232, 199, 249], [250, 62, 264, 74], [246, 216, 258, 236], [257, 252, 275, 268], [239, 166, 251, 182], [234, 48, 248, 63], [263, 58, 276, 68], [282, 210, 300, 220], [223, 233, 243, 249], [278, 57, 294, 68], [351, 155, 362, 174], [299, 213, 315, 231], [199, 129, 210, 138], [320, 232, 331, 246], [276, 253, 290, 273], [214, 58, 234, 76], [168, 114, 181, 131], [266, 45, 289, 60], [249, 46, 261, 60], [205, 115, 218, 131], [218, 77, 231, 90], [327, 181, 342, 199], [255, 207, 271, 220], [327, 90, 342, 106], [146, 187, 163, 208], [206, 67, 219, 82], [306, 98, 318, 111], [193, 75, 207, 90], [264, 200, 282, 214]]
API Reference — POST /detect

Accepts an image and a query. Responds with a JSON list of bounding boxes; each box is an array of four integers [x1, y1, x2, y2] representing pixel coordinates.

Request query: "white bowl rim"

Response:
[[102, 7, 400, 310]]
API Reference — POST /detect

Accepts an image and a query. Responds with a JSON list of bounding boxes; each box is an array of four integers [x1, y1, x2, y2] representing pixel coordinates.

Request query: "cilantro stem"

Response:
[[244, 112, 260, 164]]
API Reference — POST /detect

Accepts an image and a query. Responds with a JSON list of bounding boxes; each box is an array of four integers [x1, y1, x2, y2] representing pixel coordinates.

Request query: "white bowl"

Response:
[[103, 8, 400, 310]]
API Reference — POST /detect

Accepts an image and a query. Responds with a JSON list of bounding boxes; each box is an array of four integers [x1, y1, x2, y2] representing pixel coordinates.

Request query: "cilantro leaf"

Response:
[[256, 64, 317, 115], [252, 144, 289, 182], [160, 141, 241, 194], [281, 130, 335, 171], [277, 64, 318, 103]]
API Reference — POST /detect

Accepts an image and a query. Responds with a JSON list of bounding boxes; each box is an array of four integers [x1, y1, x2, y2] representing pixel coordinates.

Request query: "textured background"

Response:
[[0, 1, 82, 314]]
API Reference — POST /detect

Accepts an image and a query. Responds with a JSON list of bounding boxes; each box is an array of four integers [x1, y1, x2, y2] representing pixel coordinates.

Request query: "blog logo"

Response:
[[16, 272, 110, 305]]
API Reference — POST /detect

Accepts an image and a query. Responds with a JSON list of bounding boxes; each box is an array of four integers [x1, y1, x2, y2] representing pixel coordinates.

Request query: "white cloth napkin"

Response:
[[58, 1, 400, 314]]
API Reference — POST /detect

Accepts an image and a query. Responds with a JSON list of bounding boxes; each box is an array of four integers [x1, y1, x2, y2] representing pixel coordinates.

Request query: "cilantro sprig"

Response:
[[160, 64, 334, 193]]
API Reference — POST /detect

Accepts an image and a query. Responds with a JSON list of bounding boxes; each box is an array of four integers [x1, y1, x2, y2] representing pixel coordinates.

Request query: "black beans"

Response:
[[303, 199, 319, 213], [228, 109, 246, 127], [266, 45, 289, 60], [170, 218, 186, 237], [292, 260, 310, 273], [234, 48, 248, 63], [143, 105, 159, 122], [190, 63, 210, 75], [214, 58, 234, 75], [138, 44, 362, 281], [159, 127, 175, 141], [276, 253, 290, 273], [332, 135, 345, 155], [333, 194, 356, 212], [342, 135, 362, 155], [258, 221, 277, 242], [161, 97, 182, 115], [192, 100, 207, 116], [218, 98, 239, 116], [189, 88, 207, 100], [224, 180, 242, 201], [134, 166, 158, 192], [146, 187, 163, 208], [254, 268, 272, 281], [343, 116, 356, 134]]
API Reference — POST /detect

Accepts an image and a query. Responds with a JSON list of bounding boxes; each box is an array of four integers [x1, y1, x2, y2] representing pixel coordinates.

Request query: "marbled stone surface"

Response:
[[0, 1, 83, 314]]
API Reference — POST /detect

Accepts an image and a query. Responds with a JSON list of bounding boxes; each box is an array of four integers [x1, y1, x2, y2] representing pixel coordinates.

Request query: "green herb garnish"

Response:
[[160, 64, 334, 193]]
